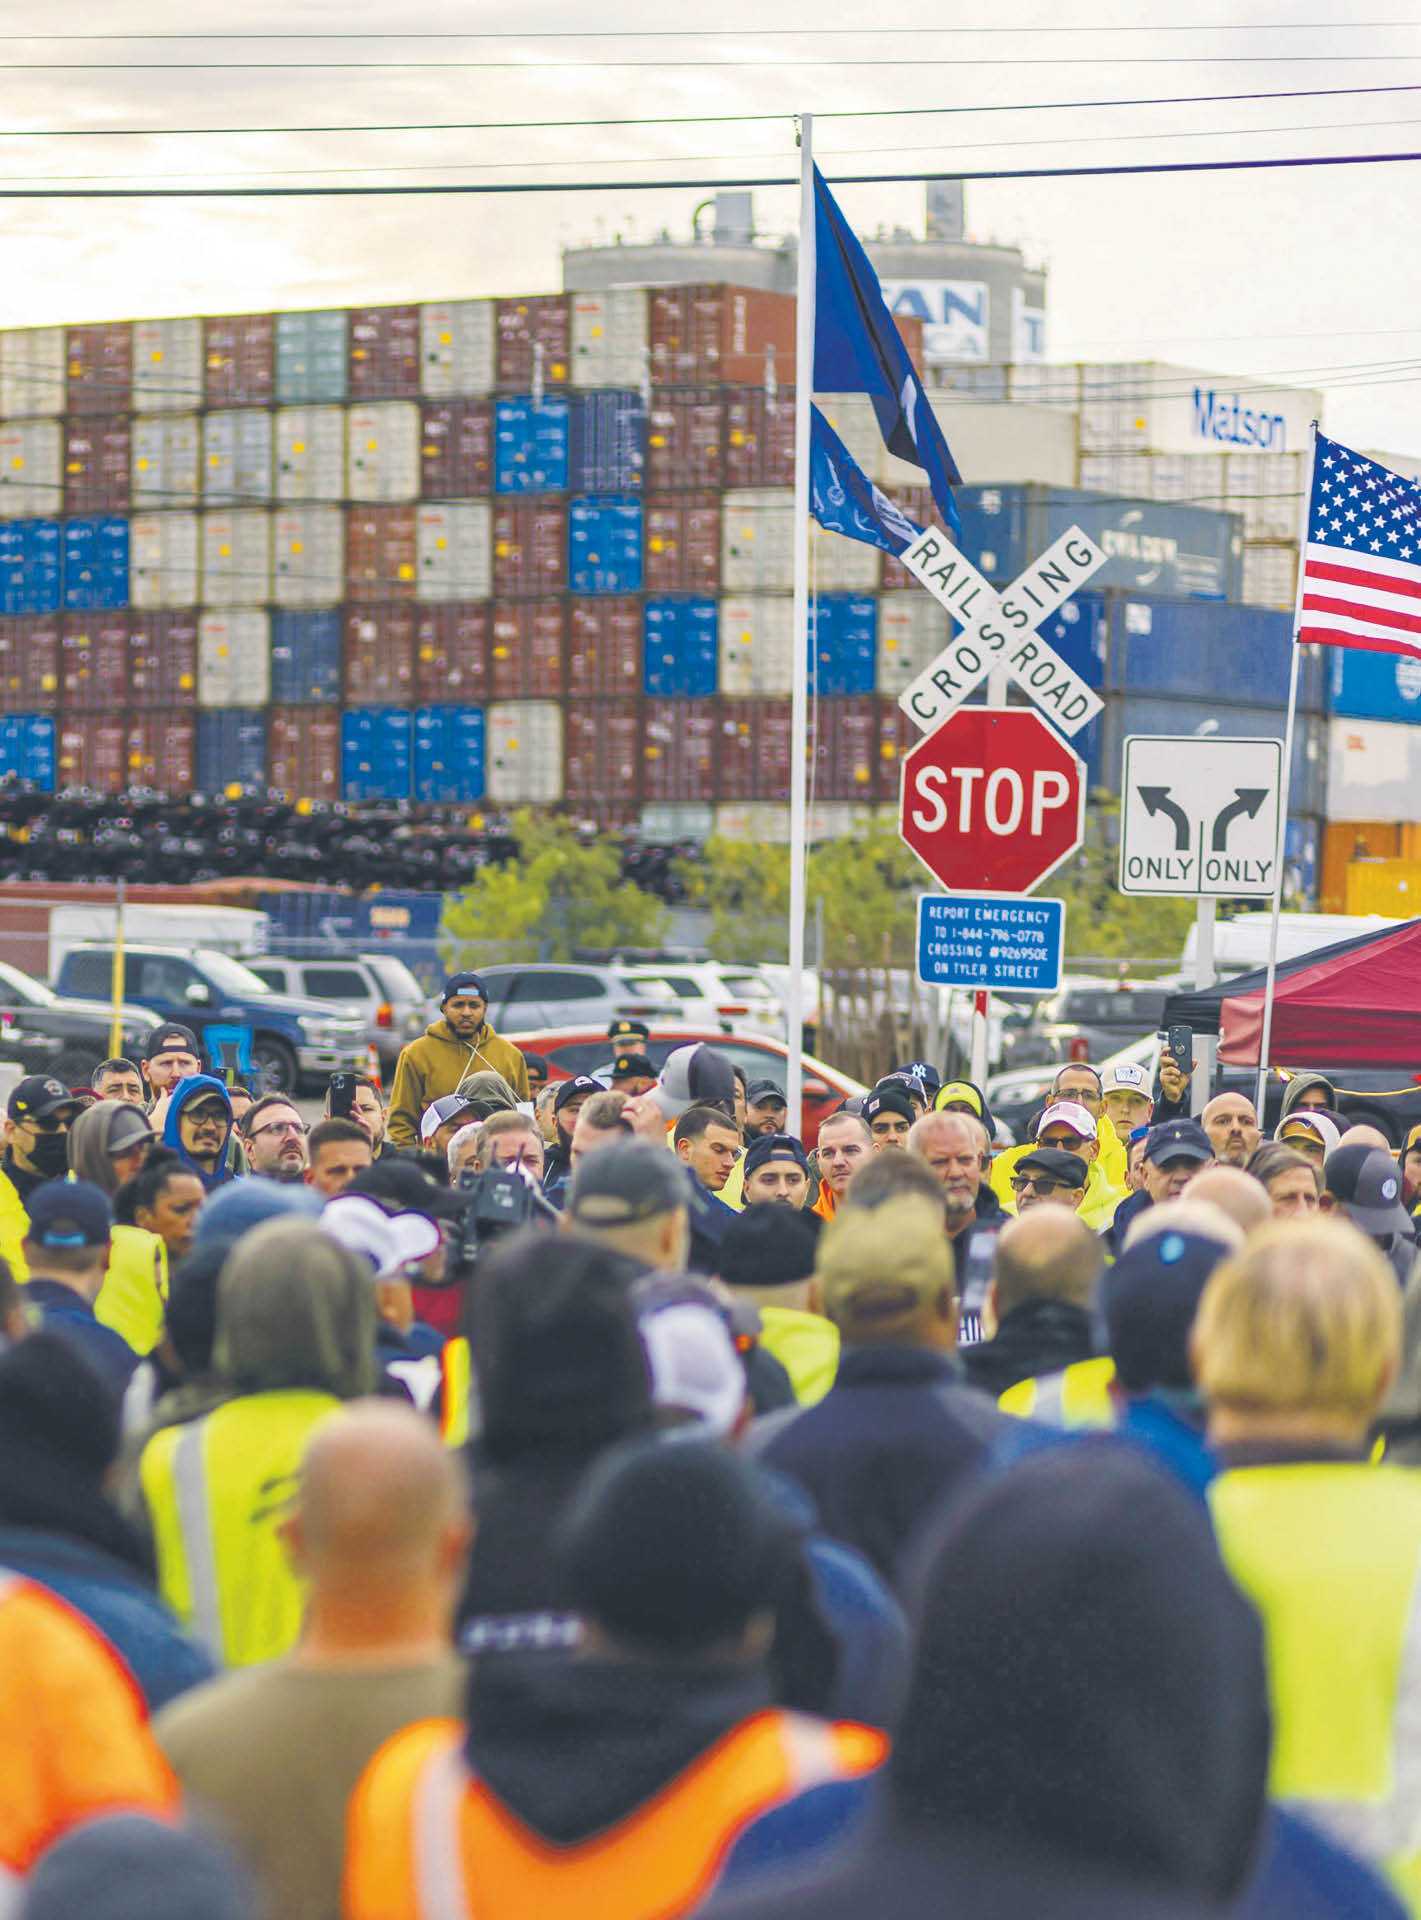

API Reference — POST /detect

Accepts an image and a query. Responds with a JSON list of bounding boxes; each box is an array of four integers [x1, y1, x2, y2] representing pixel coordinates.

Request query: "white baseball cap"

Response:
[[1101, 1062, 1151, 1097], [640, 1303, 747, 1439], [320, 1194, 441, 1279], [1037, 1100, 1099, 1142]]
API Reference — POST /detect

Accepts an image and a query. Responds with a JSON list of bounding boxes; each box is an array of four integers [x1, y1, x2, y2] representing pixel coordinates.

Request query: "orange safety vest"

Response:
[[344, 1709, 885, 1920], [0, 1572, 178, 1888]]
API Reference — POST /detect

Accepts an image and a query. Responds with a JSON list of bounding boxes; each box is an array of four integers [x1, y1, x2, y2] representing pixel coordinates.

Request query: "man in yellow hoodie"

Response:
[[993, 1100, 1124, 1233], [991, 1064, 1129, 1209], [387, 972, 529, 1151]]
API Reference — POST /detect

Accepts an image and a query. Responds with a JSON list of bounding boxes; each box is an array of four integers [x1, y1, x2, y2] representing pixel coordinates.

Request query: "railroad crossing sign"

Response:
[[895, 525, 1108, 738], [1118, 734, 1283, 897], [899, 707, 1086, 896]]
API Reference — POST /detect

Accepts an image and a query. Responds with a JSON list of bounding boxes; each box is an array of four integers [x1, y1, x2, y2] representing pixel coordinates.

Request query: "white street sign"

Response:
[[897, 524, 1109, 737], [1118, 734, 1283, 897]]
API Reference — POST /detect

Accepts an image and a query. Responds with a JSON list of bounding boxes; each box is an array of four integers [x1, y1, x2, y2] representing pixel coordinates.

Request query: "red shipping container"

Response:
[[346, 506, 418, 604], [344, 606, 416, 705], [66, 324, 132, 416], [268, 705, 341, 801], [203, 313, 275, 407], [349, 304, 422, 399], [724, 387, 796, 490], [643, 698, 717, 803], [419, 401, 492, 499], [63, 419, 131, 517], [0, 616, 59, 713], [492, 502, 567, 598], [495, 295, 571, 390], [566, 599, 641, 698], [57, 715, 127, 793], [125, 711, 195, 793], [489, 600, 564, 700], [642, 495, 720, 595], [895, 313, 925, 376], [128, 611, 198, 709], [61, 614, 128, 712], [413, 604, 489, 704], [876, 699, 918, 801], [646, 390, 724, 492], [812, 697, 880, 801], [716, 699, 793, 802], [648, 286, 794, 388], [879, 488, 934, 589], [564, 698, 642, 814]]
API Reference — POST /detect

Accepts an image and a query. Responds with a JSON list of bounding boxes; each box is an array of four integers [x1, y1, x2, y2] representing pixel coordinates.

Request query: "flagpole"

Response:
[[1254, 417, 1318, 1118], [785, 112, 815, 1137]]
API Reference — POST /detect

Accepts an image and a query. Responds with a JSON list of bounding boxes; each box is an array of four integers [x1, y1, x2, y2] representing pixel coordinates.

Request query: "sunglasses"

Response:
[[1011, 1174, 1071, 1195]]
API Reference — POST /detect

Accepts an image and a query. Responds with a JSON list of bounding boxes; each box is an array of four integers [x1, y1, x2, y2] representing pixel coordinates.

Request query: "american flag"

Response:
[[1298, 432, 1421, 662]]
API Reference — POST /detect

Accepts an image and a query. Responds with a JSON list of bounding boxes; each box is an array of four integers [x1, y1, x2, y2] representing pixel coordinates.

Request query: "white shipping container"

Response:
[[810, 515, 881, 591], [876, 593, 951, 696], [130, 512, 199, 610], [132, 318, 203, 412], [0, 418, 61, 518], [713, 802, 882, 845], [486, 701, 563, 804], [1076, 449, 1228, 509], [1077, 360, 1321, 458], [571, 291, 649, 390], [131, 414, 201, 510], [1326, 716, 1421, 823], [1242, 541, 1298, 611], [273, 506, 344, 609], [420, 300, 495, 398], [722, 489, 793, 592], [201, 510, 272, 606], [198, 609, 271, 708], [1005, 362, 1083, 411], [718, 596, 794, 696], [416, 503, 491, 602], [933, 401, 1077, 488], [275, 406, 346, 502], [346, 401, 421, 503], [637, 804, 715, 842], [203, 409, 274, 505], [1367, 448, 1421, 485], [1226, 452, 1308, 541], [0, 328, 65, 419]]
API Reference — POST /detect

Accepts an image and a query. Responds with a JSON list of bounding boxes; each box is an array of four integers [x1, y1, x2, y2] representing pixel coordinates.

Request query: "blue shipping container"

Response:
[[0, 520, 61, 616], [494, 398, 570, 495], [569, 496, 643, 595], [341, 707, 412, 802], [1088, 693, 1324, 817], [413, 706, 485, 803], [954, 484, 1244, 602], [196, 710, 266, 793], [63, 516, 129, 612], [275, 309, 349, 405], [0, 714, 55, 789], [809, 594, 877, 696], [643, 596, 718, 696], [569, 390, 647, 494], [1326, 644, 1421, 726], [1285, 815, 1319, 907], [270, 608, 343, 705]]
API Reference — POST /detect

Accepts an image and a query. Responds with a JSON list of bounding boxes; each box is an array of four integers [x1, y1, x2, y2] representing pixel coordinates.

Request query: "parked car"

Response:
[[1000, 977, 1174, 1072], [513, 1024, 865, 1148], [472, 965, 680, 1037], [0, 960, 160, 1085], [54, 946, 366, 1095], [247, 951, 428, 1074]]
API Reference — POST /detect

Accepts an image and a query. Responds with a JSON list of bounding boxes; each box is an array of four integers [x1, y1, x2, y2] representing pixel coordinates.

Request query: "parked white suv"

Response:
[[247, 952, 429, 1074]]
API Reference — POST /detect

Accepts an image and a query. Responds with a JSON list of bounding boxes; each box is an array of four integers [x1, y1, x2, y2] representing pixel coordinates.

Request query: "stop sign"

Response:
[[899, 708, 1085, 894]]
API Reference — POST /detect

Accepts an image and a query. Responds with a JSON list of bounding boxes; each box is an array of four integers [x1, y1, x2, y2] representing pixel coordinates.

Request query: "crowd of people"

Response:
[[4, 965, 1421, 1918]]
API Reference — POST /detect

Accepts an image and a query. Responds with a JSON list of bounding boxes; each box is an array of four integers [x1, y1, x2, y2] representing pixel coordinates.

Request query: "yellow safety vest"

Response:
[[999, 1356, 1118, 1428], [139, 1389, 339, 1668], [440, 1337, 472, 1450], [758, 1305, 840, 1406], [1211, 1462, 1421, 1912], [0, 1166, 29, 1282], [990, 1114, 1129, 1216], [95, 1225, 168, 1357]]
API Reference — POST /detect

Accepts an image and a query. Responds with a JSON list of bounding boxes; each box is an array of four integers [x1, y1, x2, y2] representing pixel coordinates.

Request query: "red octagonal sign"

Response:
[[899, 708, 1085, 895]]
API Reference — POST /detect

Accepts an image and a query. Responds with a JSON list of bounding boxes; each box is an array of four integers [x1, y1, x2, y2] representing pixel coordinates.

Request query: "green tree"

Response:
[[1051, 800, 1195, 970], [684, 837, 791, 964], [439, 811, 669, 968]]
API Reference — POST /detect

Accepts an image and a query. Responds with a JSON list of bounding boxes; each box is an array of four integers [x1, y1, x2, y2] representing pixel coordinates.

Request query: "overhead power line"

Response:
[[2, 55, 1421, 69], [11, 22, 1421, 35]]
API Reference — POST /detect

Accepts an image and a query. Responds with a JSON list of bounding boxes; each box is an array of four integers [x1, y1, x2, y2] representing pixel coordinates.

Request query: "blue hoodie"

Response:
[[162, 1075, 235, 1191]]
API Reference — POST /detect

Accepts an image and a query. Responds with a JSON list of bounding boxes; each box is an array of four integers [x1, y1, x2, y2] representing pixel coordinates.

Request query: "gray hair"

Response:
[[447, 1122, 482, 1174]]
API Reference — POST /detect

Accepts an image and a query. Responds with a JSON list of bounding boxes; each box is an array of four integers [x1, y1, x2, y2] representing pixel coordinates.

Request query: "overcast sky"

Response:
[[4, 1, 1419, 452]]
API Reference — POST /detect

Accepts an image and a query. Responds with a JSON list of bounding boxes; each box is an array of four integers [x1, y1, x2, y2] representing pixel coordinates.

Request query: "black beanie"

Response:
[[556, 1435, 791, 1653], [716, 1203, 821, 1290], [0, 1332, 119, 1478]]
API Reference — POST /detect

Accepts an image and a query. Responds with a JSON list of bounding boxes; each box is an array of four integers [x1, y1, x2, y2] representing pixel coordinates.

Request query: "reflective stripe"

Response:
[[780, 1716, 838, 1792], [1033, 1374, 1068, 1424], [171, 1421, 223, 1660], [413, 1744, 472, 1920]]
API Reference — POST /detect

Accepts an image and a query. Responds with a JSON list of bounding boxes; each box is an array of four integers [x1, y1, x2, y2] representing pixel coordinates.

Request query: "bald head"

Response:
[[291, 1400, 471, 1585], [1336, 1124, 1392, 1154], [1181, 1165, 1271, 1238], [992, 1207, 1103, 1317]]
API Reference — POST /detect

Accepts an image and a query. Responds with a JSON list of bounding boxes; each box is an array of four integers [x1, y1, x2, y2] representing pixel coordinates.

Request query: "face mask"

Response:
[[27, 1131, 71, 1177]]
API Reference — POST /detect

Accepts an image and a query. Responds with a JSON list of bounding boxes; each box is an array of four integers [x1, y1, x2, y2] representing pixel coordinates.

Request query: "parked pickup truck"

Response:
[[54, 945, 366, 1094]]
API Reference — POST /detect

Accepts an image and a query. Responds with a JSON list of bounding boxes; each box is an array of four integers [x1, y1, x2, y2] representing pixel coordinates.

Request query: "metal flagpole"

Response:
[[785, 113, 815, 1137], [1254, 417, 1318, 1118]]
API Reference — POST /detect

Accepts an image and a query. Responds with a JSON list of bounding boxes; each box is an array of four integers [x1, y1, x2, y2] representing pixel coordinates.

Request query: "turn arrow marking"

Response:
[[1139, 786, 1191, 851], [1211, 788, 1269, 851]]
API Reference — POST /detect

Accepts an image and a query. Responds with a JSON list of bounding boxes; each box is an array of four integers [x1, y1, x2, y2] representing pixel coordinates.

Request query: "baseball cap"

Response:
[[346, 1157, 466, 1221], [639, 1300, 747, 1438], [8, 1075, 81, 1124], [1105, 1228, 1235, 1392], [864, 1086, 914, 1127], [105, 1103, 157, 1155], [1014, 1148, 1089, 1189], [1101, 1061, 1151, 1097], [652, 1044, 737, 1120], [608, 1017, 651, 1046], [320, 1193, 441, 1278], [742, 1133, 810, 1180], [554, 1074, 604, 1116], [745, 1078, 787, 1108], [1324, 1144, 1415, 1239], [26, 1178, 112, 1249], [1144, 1118, 1213, 1167], [420, 1092, 475, 1142], [142, 1024, 201, 1063], [896, 1060, 943, 1097], [441, 972, 487, 1004], [935, 1080, 984, 1116], [1037, 1100, 1098, 1143], [817, 1194, 953, 1333], [610, 1051, 656, 1083], [717, 1204, 821, 1290], [1278, 1111, 1342, 1158], [568, 1139, 690, 1226]]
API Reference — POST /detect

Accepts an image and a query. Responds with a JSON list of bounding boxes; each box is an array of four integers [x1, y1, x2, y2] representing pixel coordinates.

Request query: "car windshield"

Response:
[[196, 951, 275, 996], [363, 956, 425, 1001], [0, 962, 54, 1008]]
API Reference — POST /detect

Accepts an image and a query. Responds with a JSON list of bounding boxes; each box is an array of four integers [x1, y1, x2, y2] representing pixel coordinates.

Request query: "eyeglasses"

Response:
[[185, 1105, 229, 1126], [1011, 1175, 1069, 1195], [249, 1118, 307, 1141]]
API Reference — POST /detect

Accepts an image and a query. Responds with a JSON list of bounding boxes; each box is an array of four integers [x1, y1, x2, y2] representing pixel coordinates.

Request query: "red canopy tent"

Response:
[[1219, 916, 1421, 1068]]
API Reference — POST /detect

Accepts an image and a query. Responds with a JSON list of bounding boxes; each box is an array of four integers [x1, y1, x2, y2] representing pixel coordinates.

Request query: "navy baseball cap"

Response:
[[441, 972, 487, 1004], [8, 1076, 81, 1124], [1105, 1228, 1234, 1392], [895, 1060, 943, 1096], [1143, 1118, 1213, 1167], [555, 1074, 604, 1115], [743, 1133, 810, 1179], [26, 1179, 112, 1249], [142, 1024, 201, 1063]]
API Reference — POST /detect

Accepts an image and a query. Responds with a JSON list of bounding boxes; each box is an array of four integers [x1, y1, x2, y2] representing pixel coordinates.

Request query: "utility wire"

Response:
[[14, 22, 1421, 36], [3, 56, 1421, 69]]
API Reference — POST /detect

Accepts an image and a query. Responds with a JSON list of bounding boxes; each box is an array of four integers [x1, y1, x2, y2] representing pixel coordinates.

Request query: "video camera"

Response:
[[446, 1161, 558, 1276]]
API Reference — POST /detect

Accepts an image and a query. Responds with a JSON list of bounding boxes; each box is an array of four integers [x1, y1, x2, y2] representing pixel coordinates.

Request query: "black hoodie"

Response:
[[962, 1296, 1098, 1399]]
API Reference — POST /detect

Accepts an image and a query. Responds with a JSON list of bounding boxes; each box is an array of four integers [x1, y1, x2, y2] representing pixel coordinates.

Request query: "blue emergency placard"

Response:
[[916, 893, 1065, 993]]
